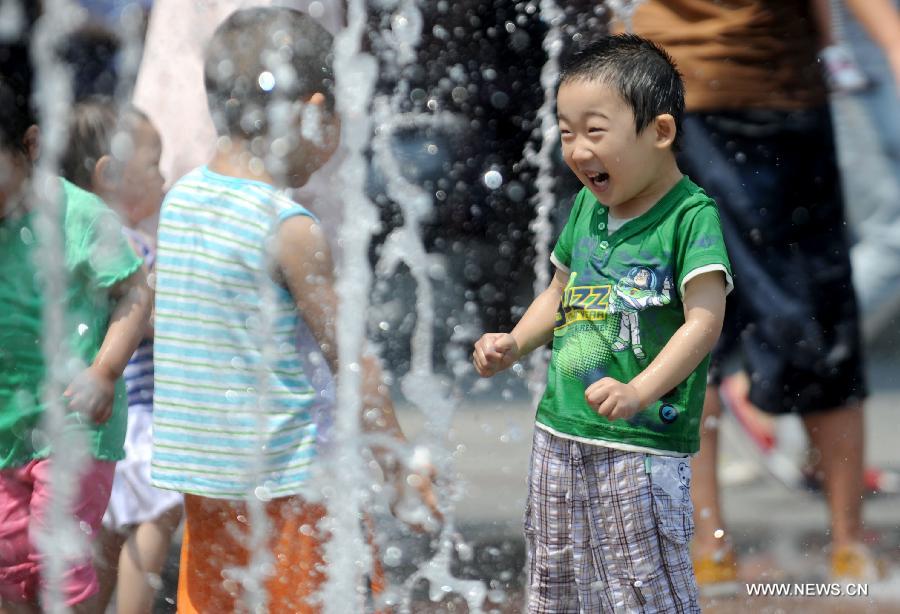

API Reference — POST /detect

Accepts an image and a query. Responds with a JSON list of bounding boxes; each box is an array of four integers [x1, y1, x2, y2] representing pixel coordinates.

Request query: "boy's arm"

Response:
[[65, 269, 152, 423], [275, 215, 439, 520], [275, 216, 339, 373], [473, 267, 568, 377], [585, 271, 726, 420], [275, 217, 399, 431], [123, 233, 156, 340]]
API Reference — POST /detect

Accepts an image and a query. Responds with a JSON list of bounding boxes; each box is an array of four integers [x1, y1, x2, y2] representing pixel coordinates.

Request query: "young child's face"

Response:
[[115, 117, 164, 226], [557, 79, 665, 215]]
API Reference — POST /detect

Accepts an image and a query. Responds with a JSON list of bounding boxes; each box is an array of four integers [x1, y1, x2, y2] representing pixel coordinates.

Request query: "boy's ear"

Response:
[[23, 125, 39, 162], [304, 92, 327, 107], [93, 154, 117, 193], [653, 114, 677, 149], [300, 91, 340, 148]]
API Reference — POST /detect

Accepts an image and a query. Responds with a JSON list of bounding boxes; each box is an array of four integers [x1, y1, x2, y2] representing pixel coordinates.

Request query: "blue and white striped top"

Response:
[[122, 228, 154, 411], [151, 166, 319, 499]]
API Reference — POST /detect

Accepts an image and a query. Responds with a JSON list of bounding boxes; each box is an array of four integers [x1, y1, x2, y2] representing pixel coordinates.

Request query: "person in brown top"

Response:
[[633, 0, 826, 110], [630, 0, 877, 591]]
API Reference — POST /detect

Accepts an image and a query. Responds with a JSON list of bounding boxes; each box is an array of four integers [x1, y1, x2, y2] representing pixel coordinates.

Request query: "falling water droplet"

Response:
[[258, 70, 276, 91], [384, 546, 403, 567], [482, 169, 503, 189]]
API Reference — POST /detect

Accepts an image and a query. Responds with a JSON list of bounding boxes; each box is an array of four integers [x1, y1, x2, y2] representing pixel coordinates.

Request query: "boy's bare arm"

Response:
[[65, 269, 152, 423], [276, 216, 406, 437], [585, 271, 726, 420], [124, 234, 156, 340], [473, 267, 568, 377], [275, 216, 339, 373], [276, 216, 440, 522]]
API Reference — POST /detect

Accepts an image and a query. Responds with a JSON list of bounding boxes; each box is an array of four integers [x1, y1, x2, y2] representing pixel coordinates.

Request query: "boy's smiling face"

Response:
[[557, 79, 675, 218]]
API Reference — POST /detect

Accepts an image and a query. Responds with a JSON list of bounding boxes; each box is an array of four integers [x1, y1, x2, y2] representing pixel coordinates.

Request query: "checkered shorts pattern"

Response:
[[524, 427, 700, 613]]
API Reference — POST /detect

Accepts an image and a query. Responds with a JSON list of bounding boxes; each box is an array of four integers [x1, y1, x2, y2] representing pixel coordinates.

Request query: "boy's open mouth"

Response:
[[587, 171, 610, 191]]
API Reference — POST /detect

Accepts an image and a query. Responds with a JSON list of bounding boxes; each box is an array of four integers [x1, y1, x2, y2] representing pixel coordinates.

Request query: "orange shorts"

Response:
[[177, 494, 385, 613]]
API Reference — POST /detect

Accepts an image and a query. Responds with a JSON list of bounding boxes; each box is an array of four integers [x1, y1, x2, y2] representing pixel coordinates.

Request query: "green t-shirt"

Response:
[[536, 176, 732, 455], [0, 178, 142, 469]]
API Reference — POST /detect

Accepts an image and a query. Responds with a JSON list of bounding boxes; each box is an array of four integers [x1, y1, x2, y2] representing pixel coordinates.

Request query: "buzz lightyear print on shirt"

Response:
[[609, 266, 673, 360]]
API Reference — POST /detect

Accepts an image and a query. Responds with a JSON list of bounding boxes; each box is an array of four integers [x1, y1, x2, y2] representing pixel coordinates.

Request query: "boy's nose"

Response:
[[571, 146, 594, 163]]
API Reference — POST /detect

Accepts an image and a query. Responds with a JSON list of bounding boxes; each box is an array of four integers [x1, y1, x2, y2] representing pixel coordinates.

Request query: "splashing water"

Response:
[[319, 0, 380, 610], [370, 0, 488, 607], [233, 49, 307, 614], [23, 1, 563, 611], [607, 0, 646, 32], [26, 1, 154, 610], [112, 2, 144, 104], [29, 2, 89, 611], [402, 534, 488, 612], [21, 0, 900, 610], [524, 0, 563, 408]]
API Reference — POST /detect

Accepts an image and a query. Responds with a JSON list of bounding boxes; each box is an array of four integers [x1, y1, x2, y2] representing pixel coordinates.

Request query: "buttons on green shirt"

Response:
[[599, 240, 609, 249], [597, 221, 606, 231]]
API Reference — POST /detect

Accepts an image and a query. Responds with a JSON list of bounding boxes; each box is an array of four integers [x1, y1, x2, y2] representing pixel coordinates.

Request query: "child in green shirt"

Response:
[[473, 35, 732, 612], [0, 78, 151, 611]]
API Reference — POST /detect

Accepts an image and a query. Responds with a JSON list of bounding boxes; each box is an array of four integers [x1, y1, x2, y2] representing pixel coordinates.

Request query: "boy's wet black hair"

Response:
[[204, 7, 335, 140], [560, 34, 685, 149], [0, 77, 35, 154]]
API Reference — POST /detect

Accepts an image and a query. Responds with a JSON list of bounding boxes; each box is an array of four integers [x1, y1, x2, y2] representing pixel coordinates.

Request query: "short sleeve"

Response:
[[551, 190, 587, 273], [675, 202, 733, 299], [275, 192, 318, 224], [62, 179, 142, 288], [84, 208, 143, 288]]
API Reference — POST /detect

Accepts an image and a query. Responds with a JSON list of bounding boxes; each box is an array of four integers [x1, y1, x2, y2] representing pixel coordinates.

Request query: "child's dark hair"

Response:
[[203, 7, 335, 140], [0, 77, 35, 154], [60, 97, 149, 191], [560, 34, 685, 148]]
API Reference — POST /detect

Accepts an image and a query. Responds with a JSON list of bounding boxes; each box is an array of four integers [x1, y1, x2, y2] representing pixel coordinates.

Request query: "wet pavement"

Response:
[[149, 301, 900, 614], [381, 337, 900, 613]]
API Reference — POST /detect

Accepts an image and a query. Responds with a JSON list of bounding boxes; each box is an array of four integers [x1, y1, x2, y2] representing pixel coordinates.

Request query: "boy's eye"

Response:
[[588, 127, 605, 134]]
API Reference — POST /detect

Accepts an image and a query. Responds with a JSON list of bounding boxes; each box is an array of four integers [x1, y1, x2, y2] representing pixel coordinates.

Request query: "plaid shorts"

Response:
[[524, 427, 700, 613]]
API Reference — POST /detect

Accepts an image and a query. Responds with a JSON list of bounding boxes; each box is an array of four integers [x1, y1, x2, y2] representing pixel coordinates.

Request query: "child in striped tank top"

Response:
[[61, 99, 182, 614], [149, 8, 441, 612]]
